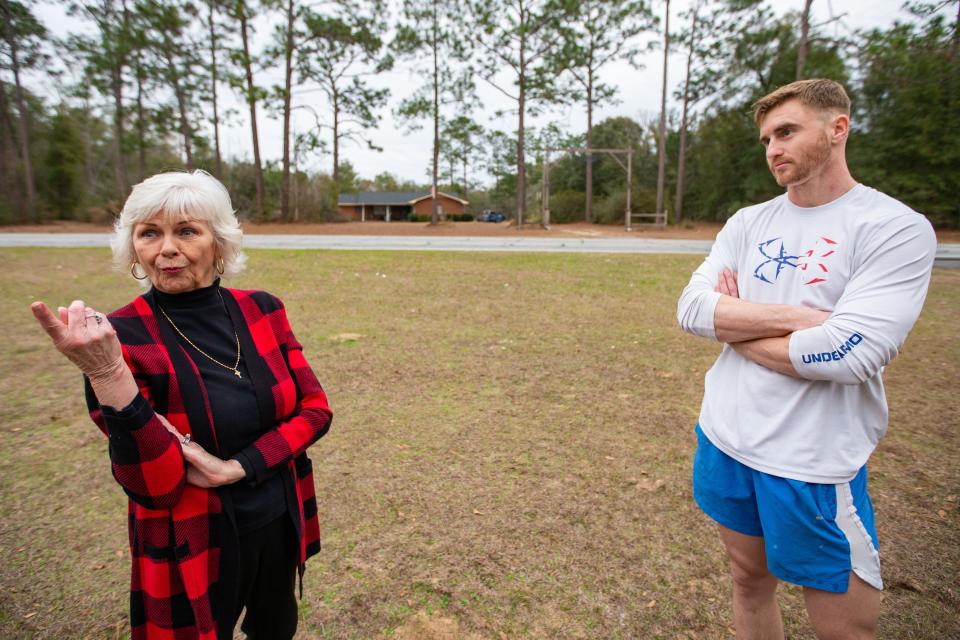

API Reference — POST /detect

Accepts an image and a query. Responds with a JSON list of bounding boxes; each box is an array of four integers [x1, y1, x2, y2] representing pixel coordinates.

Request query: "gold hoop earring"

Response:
[[131, 262, 148, 280], [215, 257, 225, 275]]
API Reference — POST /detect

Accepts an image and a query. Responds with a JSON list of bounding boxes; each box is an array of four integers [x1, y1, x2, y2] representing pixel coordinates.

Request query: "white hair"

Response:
[[111, 170, 246, 283]]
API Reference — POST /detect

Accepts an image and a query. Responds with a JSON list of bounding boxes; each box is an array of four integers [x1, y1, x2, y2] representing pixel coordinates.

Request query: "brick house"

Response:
[[337, 191, 469, 221]]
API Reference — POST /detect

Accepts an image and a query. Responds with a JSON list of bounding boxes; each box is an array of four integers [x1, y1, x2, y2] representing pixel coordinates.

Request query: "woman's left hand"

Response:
[[158, 416, 245, 488]]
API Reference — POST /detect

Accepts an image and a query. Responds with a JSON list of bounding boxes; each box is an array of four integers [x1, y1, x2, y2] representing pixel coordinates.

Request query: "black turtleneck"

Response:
[[154, 279, 286, 534]]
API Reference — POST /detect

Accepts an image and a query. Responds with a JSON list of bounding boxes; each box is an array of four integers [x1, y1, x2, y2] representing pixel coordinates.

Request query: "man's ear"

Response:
[[831, 113, 850, 144]]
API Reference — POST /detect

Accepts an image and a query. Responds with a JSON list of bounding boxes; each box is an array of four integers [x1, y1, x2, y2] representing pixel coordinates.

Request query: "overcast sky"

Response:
[[31, 0, 914, 185]]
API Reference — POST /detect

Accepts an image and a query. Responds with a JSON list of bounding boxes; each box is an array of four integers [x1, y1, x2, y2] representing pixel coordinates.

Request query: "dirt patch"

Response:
[[391, 610, 488, 640]]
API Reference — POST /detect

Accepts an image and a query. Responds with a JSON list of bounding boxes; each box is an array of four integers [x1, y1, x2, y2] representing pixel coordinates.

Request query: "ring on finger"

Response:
[[85, 312, 104, 326], [182, 434, 191, 446]]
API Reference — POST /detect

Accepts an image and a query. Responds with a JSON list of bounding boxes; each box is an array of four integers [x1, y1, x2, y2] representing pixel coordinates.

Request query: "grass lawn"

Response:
[[0, 248, 956, 639]]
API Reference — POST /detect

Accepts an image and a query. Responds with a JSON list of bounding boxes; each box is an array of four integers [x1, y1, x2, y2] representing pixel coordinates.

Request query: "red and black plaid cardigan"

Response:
[[85, 287, 332, 640]]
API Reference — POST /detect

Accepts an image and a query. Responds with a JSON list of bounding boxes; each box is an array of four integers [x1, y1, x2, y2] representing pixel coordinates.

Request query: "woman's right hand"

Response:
[[31, 299, 124, 379], [32, 299, 139, 409]]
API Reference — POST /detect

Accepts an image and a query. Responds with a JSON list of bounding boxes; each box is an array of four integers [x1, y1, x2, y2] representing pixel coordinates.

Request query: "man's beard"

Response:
[[771, 132, 832, 187]]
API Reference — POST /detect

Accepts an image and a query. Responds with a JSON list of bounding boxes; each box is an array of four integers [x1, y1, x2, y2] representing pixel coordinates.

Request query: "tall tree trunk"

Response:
[[108, 0, 128, 202], [135, 63, 146, 180], [675, 4, 698, 225], [280, 0, 295, 220], [79, 94, 97, 194], [796, 0, 813, 79], [122, 0, 145, 182], [238, 0, 265, 217], [655, 0, 670, 219], [172, 78, 194, 169], [208, 2, 223, 179], [516, 41, 526, 226], [2, 0, 37, 222], [292, 143, 299, 221], [161, 39, 194, 169], [585, 70, 594, 223], [431, 0, 439, 225], [332, 87, 340, 187], [111, 60, 128, 200]]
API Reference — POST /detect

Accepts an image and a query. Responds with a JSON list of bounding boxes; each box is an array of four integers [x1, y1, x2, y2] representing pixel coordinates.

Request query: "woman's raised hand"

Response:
[[31, 299, 139, 409], [31, 300, 123, 377], [31, 299, 124, 379]]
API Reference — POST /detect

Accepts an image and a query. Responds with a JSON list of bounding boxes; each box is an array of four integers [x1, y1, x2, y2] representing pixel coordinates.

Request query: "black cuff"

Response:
[[232, 451, 256, 484], [100, 393, 153, 428]]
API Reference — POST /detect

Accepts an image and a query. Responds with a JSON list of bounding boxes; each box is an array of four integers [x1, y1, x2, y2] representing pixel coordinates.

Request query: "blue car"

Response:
[[479, 210, 506, 222]]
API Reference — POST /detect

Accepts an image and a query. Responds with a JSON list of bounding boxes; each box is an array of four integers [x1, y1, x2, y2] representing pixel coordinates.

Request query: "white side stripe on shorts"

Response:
[[834, 482, 883, 590]]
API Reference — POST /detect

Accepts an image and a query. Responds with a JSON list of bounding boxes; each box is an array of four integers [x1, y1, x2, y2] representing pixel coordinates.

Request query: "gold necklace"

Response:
[[157, 292, 242, 378]]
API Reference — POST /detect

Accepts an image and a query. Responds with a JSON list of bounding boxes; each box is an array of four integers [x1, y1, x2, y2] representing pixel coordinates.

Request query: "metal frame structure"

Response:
[[540, 147, 666, 230]]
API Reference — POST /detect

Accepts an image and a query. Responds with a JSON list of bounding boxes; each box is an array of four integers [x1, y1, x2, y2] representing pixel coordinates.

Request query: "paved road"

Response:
[[2, 233, 958, 265]]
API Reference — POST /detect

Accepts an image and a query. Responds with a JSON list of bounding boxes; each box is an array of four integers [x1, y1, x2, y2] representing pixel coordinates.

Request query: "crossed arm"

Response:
[[677, 208, 938, 385], [711, 269, 830, 377]]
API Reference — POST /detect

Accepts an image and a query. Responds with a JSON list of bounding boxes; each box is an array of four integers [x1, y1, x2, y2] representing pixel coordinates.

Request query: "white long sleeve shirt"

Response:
[[677, 184, 936, 483]]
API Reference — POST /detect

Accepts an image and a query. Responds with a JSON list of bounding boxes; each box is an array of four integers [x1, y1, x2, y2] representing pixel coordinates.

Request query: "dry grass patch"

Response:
[[0, 248, 956, 639]]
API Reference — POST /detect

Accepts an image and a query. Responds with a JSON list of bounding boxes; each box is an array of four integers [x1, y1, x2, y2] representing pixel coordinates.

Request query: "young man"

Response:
[[676, 79, 936, 639]]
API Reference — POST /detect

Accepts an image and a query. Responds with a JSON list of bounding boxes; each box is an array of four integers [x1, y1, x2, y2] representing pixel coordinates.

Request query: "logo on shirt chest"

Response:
[[753, 236, 838, 286]]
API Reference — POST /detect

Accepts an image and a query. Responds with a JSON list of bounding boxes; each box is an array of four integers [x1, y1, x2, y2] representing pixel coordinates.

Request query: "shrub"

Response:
[[451, 213, 474, 222], [594, 186, 658, 225], [548, 190, 586, 223]]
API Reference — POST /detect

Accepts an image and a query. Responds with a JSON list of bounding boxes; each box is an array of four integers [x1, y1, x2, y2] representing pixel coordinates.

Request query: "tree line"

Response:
[[1, 0, 958, 227]]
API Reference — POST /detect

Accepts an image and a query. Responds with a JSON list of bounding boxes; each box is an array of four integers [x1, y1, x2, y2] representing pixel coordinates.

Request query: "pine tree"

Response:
[[395, 0, 471, 223], [467, 0, 571, 225], [554, 0, 654, 222], [298, 2, 390, 196]]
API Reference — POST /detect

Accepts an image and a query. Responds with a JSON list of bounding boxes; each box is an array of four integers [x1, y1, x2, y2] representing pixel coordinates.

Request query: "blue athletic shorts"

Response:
[[692, 425, 882, 593]]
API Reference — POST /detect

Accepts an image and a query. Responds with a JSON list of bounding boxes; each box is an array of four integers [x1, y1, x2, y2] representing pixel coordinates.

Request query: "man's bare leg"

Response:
[[804, 573, 881, 640], [718, 524, 785, 640]]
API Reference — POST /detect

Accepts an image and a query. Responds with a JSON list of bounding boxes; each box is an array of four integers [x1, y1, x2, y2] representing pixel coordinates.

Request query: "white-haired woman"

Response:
[[31, 170, 333, 639]]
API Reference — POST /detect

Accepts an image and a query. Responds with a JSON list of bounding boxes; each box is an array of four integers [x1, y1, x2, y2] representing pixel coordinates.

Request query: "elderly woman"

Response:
[[30, 170, 332, 639]]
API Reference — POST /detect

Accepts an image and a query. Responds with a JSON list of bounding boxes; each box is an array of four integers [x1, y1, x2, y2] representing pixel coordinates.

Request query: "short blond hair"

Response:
[[753, 79, 851, 126], [112, 170, 246, 282]]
